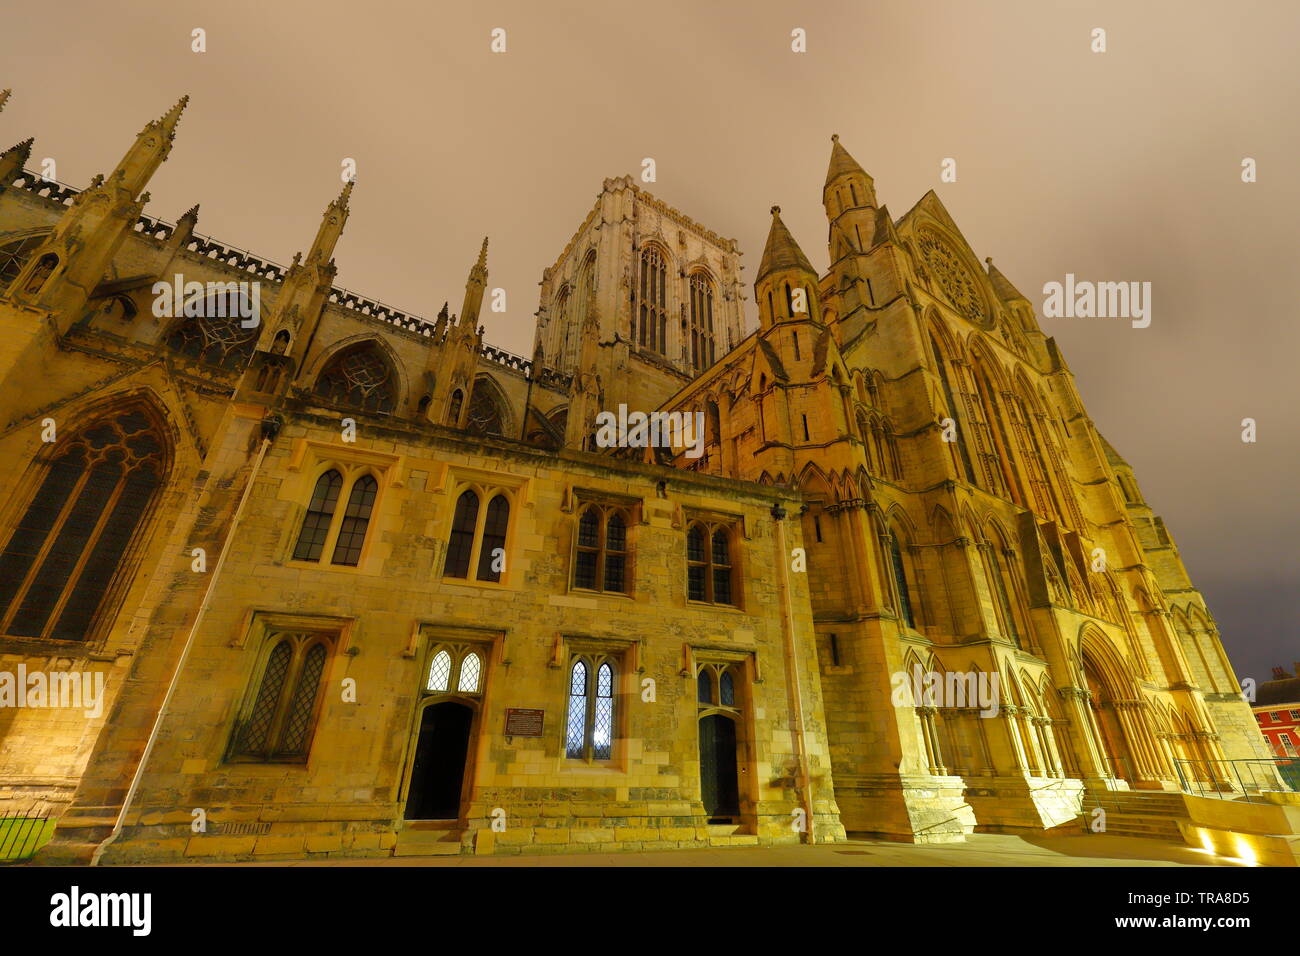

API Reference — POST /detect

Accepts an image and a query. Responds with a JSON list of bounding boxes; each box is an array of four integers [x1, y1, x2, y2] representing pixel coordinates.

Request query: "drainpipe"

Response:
[[771, 501, 816, 845], [91, 414, 280, 865]]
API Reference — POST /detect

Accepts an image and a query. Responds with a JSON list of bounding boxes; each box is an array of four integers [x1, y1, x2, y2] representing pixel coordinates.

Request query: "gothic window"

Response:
[[314, 342, 397, 413], [449, 389, 464, 425], [565, 656, 617, 761], [465, 379, 506, 436], [0, 404, 167, 642], [330, 475, 377, 566], [424, 644, 485, 696], [292, 470, 343, 562], [696, 663, 741, 710], [230, 631, 332, 762], [888, 533, 916, 629], [572, 503, 630, 594], [686, 520, 738, 606], [164, 292, 260, 370], [22, 253, 58, 295], [0, 233, 48, 287], [972, 363, 1023, 504], [637, 245, 668, 354], [291, 470, 379, 567], [689, 272, 716, 370], [930, 333, 976, 484], [442, 486, 512, 584]]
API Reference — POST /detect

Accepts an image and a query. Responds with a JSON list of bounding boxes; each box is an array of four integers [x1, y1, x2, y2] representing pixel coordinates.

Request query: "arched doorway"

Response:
[[698, 714, 740, 822], [1082, 656, 1134, 782], [404, 700, 474, 821]]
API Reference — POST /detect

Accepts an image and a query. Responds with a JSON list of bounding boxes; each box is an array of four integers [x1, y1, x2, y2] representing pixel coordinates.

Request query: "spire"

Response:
[[460, 237, 489, 329], [757, 205, 816, 283], [109, 95, 190, 200], [305, 179, 352, 265], [0, 137, 34, 190], [825, 134, 866, 188]]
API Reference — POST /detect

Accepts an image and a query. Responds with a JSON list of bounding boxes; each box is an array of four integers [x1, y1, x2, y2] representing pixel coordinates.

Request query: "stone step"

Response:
[[393, 829, 465, 857]]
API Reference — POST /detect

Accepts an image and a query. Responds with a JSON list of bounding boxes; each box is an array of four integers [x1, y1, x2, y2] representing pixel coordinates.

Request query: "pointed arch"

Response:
[[0, 393, 173, 643], [465, 374, 513, 437], [312, 338, 401, 413]]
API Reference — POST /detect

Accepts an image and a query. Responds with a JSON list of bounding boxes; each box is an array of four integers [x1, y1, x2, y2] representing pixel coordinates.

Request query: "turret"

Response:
[[823, 134, 877, 262], [0, 138, 33, 193], [755, 205, 819, 329]]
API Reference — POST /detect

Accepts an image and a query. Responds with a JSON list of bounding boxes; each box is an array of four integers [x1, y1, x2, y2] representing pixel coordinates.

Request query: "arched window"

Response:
[[565, 657, 617, 761], [457, 651, 482, 693], [573, 503, 630, 593], [465, 380, 506, 436], [164, 292, 259, 370], [292, 470, 343, 562], [930, 333, 976, 483], [21, 253, 58, 296], [0, 234, 48, 287], [637, 245, 668, 354], [449, 389, 464, 425], [686, 521, 737, 606], [427, 649, 453, 692], [972, 362, 1023, 503], [888, 533, 915, 628], [475, 494, 510, 582], [689, 273, 716, 370], [330, 474, 377, 566], [424, 644, 485, 695], [443, 490, 479, 579], [314, 342, 396, 413], [0, 404, 167, 642], [232, 632, 331, 761], [291, 470, 379, 567]]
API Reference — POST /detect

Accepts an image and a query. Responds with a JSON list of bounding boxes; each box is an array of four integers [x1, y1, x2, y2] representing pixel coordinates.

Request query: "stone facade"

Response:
[[0, 94, 1274, 863]]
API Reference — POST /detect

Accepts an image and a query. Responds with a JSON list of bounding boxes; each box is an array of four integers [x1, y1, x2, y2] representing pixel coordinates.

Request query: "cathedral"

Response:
[[0, 91, 1274, 863]]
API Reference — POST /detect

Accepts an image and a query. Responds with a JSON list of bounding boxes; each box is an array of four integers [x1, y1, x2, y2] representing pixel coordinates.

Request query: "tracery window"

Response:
[[688, 272, 716, 371], [314, 342, 397, 413], [565, 656, 617, 761], [0, 234, 48, 287], [573, 503, 630, 593], [164, 291, 259, 370], [291, 469, 379, 567], [465, 380, 506, 436], [686, 520, 738, 606], [0, 405, 166, 642], [696, 662, 740, 709], [637, 245, 668, 354], [230, 631, 331, 762]]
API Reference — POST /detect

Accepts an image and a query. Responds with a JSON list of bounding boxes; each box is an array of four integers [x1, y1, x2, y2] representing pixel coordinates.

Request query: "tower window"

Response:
[[688, 272, 717, 370], [637, 246, 668, 354]]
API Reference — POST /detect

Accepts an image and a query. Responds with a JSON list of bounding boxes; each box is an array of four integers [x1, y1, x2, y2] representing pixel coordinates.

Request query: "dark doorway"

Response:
[[404, 701, 473, 820], [699, 713, 740, 821]]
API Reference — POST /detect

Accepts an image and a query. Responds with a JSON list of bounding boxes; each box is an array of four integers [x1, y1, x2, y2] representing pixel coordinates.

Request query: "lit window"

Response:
[[565, 656, 617, 761]]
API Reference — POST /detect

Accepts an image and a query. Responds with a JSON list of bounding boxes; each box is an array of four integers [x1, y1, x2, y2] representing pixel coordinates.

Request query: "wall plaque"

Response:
[[504, 708, 544, 737]]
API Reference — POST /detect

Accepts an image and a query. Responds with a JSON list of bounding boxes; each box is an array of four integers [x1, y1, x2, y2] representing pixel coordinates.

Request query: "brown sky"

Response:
[[2, 0, 1296, 682]]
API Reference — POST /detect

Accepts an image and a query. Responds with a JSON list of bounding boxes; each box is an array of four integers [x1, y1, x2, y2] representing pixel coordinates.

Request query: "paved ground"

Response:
[[200, 832, 1253, 867]]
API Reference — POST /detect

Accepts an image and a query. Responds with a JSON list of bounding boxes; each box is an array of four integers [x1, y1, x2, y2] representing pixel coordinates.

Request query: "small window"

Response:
[[425, 644, 487, 696], [443, 486, 512, 584], [231, 632, 332, 762], [565, 656, 618, 761], [291, 470, 380, 567], [686, 520, 739, 607], [572, 503, 632, 594]]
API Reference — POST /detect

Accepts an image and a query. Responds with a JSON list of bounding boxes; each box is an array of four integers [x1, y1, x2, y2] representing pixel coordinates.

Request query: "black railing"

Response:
[[0, 811, 54, 863]]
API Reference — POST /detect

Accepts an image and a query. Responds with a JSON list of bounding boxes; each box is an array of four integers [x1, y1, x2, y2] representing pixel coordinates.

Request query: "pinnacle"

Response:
[[824, 133, 870, 191], [336, 178, 354, 206]]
